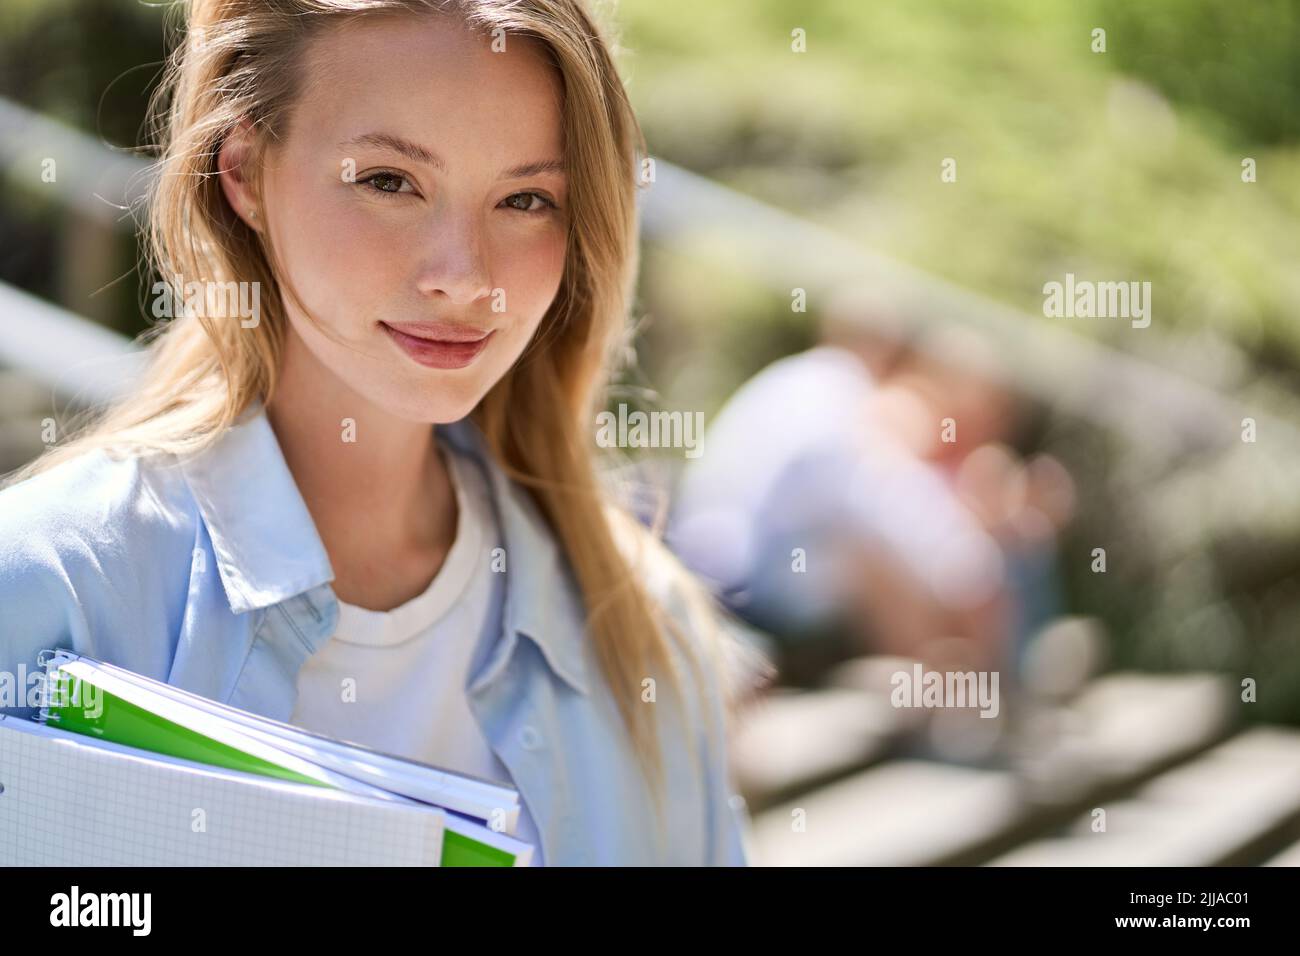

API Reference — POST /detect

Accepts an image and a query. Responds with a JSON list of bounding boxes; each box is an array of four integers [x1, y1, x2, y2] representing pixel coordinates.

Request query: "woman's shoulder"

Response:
[[0, 448, 199, 711], [1, 447, 194, 553], [0, 448, 198, 633]]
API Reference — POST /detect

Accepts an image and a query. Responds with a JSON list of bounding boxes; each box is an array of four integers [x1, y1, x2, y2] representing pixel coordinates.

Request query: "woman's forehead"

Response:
[[291, 14, 565, 161]]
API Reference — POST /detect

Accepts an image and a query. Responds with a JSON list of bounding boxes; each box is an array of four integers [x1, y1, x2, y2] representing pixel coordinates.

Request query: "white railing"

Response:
[[0, 281, 142, 406]]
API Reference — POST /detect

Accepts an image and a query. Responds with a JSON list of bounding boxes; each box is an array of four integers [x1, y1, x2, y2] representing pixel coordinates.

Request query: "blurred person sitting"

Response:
[[667, 293, 1035, 686], [869, 324, 1077, 671]]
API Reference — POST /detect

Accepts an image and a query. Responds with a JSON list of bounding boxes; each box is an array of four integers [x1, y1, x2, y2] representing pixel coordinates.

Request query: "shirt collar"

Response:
[[177, 398, 591, 696]]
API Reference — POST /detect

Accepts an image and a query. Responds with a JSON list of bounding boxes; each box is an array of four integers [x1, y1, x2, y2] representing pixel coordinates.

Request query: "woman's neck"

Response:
[[265, 330, 458, 612]]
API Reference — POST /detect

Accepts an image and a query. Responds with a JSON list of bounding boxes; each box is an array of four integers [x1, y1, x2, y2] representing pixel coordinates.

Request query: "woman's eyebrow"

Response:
[[338, 132, 566, 178], [339, 132, 444, 169], [504, 158, 567, 179]]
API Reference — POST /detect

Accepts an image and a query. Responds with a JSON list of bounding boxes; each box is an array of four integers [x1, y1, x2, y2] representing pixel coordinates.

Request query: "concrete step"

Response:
[[749, 670, 1235, 865], [751, 759, 1023, 866], [988, 727, 1300, 866], [732, 685, 915, 810], [1264, 839, 1300, 866]]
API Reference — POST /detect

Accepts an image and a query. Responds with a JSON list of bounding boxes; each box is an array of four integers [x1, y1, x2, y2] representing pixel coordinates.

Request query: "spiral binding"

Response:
[[33, 648, 74, 724]]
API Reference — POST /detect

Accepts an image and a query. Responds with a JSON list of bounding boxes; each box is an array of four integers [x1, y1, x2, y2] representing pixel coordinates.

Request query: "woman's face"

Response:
[[252, 14, 568, 423]]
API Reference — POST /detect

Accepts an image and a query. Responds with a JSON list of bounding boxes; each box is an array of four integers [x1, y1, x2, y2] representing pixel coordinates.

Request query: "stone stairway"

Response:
[[737, 658, 1297, 867]]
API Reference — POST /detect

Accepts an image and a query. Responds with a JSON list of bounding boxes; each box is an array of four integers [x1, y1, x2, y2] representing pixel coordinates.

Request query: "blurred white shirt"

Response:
[[669, 346, 1003, 626]]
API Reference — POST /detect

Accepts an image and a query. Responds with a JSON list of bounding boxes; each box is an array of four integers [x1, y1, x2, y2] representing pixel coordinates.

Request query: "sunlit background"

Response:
[[2, 0, 1299, 866]]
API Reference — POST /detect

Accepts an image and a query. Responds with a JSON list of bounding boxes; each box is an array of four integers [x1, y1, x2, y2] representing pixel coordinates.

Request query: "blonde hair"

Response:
[[7, 0, 747, 816]]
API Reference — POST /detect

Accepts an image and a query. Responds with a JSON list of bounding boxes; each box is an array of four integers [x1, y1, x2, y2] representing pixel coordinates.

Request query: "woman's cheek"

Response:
[[304, 198, 397, 311], [493, 227, 567, 318], [313, 193, 382, 268], [273, 181, 341, 281]]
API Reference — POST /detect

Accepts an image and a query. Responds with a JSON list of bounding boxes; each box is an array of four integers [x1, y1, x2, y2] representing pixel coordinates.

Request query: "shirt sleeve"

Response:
[[0, 530, 82, 718], [0, 451, 176, 718]]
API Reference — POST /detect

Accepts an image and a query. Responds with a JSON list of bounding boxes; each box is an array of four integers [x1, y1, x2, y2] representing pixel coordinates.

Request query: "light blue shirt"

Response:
[[0, 400, 753, 865]]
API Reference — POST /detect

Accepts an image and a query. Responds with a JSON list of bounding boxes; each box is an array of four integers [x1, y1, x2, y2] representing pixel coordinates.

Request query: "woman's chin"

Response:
[[371, 384, 484, 427]]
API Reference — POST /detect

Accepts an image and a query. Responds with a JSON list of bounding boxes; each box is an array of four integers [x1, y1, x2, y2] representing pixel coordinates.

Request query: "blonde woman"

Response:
[[0, 0, 764, 865]]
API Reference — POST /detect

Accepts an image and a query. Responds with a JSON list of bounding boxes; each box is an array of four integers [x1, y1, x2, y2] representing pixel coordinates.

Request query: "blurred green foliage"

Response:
[[619, 0, 1300, 396], [0, 0, 164, 148], [1097, 0, 1300, 146]]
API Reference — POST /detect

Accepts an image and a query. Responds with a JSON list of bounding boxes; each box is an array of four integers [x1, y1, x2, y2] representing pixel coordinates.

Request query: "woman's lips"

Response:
[[380, 321, 494, 370]]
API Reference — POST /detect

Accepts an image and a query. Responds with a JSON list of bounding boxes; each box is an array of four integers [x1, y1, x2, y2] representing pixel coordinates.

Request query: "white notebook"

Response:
[[0, 715, 447, 866]]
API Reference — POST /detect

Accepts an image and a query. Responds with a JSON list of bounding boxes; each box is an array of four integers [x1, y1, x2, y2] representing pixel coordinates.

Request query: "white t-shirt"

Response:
[[288, 442, 543, 865]]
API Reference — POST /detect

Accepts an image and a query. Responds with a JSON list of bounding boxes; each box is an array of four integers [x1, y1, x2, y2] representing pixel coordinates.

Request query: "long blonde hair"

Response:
[[7, 0, 742, 810]]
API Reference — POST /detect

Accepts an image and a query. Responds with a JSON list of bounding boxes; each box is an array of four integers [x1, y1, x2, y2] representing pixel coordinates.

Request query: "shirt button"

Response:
[[518, 725, 542, 750]]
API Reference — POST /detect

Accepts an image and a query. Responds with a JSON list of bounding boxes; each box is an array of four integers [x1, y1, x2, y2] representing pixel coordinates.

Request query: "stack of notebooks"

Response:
[[0, 650, 534, 866]]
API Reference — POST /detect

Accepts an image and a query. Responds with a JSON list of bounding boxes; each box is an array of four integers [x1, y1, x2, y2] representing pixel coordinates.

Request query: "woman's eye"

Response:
[[502, 191, 556, 214], [359, 171, 413, 196]]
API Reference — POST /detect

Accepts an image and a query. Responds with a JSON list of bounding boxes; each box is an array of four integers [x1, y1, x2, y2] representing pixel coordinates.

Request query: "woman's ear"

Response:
[[217, 118, 263, 231]]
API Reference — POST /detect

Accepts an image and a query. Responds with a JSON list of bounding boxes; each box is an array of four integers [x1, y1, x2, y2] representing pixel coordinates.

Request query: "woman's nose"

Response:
[[414, 207, 494, 307]]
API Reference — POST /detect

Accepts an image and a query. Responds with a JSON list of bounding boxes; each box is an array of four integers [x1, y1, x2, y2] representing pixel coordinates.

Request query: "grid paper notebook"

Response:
[[0, 717, 446, 866]]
